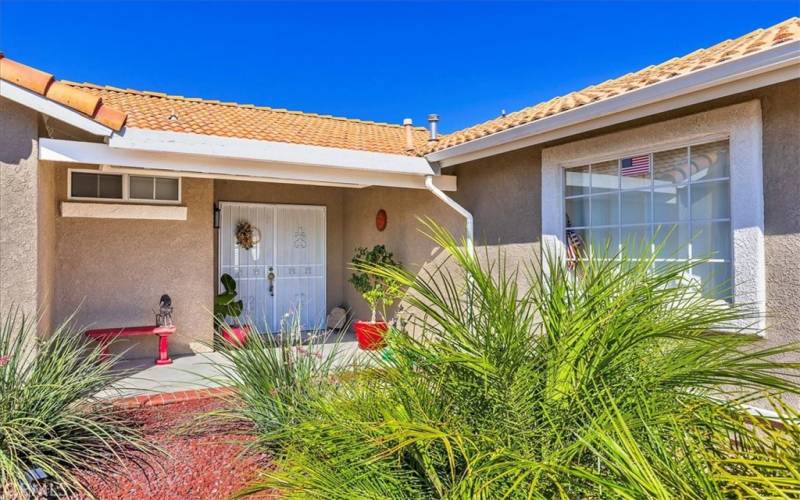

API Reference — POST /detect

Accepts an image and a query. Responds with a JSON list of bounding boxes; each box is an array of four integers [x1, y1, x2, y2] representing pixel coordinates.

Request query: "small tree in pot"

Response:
[[215, 273, 249, 346], [349, 245, 403, 349]]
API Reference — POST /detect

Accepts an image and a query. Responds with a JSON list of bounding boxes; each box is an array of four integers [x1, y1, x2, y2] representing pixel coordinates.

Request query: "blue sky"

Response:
[[1, 1, 796, 133]]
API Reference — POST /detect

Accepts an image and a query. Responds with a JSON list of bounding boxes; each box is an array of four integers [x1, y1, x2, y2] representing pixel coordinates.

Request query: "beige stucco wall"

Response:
[[214, 180, 346, 311], [0, 97, 56, 340], [52, 164, 214, 358], [342, 186, 463, 321], [447, 145, 543, 280], [760, 80, 800, 349]]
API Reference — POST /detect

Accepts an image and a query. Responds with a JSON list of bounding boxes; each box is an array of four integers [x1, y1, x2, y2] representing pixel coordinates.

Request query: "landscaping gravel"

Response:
[[76, 397, 274, 499]]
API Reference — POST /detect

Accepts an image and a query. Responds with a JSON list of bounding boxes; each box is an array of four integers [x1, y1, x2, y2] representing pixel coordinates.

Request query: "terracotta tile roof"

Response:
[[62, 82, 431, 155], [429, 17, 800, 153], [0, 55, 127, 130]]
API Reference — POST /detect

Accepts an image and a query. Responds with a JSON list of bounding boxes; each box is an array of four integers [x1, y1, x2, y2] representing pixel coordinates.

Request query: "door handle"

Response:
[[267, 267, 276, 297]]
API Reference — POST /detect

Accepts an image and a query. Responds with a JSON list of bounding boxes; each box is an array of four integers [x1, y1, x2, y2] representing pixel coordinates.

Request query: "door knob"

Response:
[[267, 267, 276, 297]]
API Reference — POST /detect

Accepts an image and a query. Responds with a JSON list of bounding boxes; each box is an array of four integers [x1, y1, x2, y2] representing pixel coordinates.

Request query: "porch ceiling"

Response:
[[38, 137, 457, 191]]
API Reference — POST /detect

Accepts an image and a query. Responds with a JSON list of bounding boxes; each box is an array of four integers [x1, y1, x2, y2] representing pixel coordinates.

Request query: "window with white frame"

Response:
[[70, 171, 124, 200], [563, 140, 732, 301], [69, 170, 181, 203]]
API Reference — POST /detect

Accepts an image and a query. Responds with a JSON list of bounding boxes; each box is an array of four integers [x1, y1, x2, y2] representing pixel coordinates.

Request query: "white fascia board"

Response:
[[428, 41, 800, 167], [109, 127, 434, 176], [39, 138, 457, 191], [0, 80, 113, 137]]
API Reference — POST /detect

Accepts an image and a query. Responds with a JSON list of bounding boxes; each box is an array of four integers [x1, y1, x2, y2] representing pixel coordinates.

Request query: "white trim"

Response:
[[60, 201, 187, 220], [541, 101, 766, 331], [111, 128, 434, 175], [0, 80, 113, 137], [429, 41, 799, 167], [40, 138, 457, 191], [67, 168, 182, 204]]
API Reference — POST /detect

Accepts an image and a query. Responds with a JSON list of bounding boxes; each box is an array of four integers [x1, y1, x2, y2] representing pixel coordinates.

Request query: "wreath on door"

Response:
[[235, 221, 261, 250]]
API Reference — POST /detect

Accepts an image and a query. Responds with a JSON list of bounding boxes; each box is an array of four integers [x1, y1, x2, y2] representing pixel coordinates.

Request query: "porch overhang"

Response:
[[38, 134, 457, 191]]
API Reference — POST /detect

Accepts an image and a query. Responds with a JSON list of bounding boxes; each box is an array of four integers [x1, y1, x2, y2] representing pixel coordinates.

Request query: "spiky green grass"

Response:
[[0, 310, 155, 497], [227, 221, 800, 498]]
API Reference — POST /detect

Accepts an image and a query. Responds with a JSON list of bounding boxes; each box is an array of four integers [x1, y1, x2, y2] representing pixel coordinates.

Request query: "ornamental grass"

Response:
[[223, 221, 799, 498], [0, 310, 155, 498]]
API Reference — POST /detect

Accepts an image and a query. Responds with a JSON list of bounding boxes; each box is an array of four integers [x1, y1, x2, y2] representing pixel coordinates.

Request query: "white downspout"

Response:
[[425, 175, 474, 258]]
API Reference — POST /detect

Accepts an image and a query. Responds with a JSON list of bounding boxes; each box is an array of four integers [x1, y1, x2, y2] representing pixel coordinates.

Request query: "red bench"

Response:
[[85, 325, 176, 365]]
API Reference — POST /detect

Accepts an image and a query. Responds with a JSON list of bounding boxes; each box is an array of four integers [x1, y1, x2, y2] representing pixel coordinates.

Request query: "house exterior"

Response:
[[1, 18, 798, 363]]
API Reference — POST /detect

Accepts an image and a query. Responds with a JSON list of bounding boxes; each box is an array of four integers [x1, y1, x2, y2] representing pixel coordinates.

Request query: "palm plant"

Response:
[[0, 308, 154, 498], [235, 221, 799, 498]]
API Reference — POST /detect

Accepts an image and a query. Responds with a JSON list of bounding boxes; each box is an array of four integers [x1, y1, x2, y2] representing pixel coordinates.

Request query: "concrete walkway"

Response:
[[97, 334, 368, 400]]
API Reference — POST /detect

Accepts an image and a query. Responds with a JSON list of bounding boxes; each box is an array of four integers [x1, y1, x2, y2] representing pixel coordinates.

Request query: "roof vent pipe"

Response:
[[403, 118, 415, 151], [427, 114, 439, 142]]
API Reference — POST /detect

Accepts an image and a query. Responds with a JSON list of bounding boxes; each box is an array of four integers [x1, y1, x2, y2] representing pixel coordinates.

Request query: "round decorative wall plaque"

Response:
[[376, 209, 387, 232]]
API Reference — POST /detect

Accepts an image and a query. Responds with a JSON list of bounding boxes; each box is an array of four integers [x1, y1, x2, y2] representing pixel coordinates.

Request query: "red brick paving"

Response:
[[113, 386, 236, 409]]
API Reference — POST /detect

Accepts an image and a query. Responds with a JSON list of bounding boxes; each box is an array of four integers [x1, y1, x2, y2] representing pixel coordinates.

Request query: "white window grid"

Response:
[[68, 169, 182, 204], [563, 143, 733, 268]]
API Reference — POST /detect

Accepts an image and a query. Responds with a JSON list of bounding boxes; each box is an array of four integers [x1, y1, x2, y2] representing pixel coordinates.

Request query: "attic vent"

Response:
[[168, 112, 178, 122]]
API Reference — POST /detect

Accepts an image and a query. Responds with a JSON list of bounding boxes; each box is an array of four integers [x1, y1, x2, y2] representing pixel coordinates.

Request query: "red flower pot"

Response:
[[221, 325, 250, 347], [354, 320, 388, 350]]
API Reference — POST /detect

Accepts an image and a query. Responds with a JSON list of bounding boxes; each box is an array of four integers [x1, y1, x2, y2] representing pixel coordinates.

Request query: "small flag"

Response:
[[621, 154, 650, 176], [565, 214, 584, 269]]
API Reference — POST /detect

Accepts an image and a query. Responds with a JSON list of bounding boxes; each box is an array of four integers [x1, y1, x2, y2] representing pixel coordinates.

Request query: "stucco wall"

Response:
[[214, 180, 346, 312], [342, 186, 463, 321], [0, 97, 46, 339], [447, 145, 543, 278], [760, 80, 800, 348], [53, 164, 214, 358]]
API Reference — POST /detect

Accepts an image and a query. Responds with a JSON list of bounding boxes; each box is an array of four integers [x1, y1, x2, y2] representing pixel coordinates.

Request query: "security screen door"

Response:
[[218, 202, 326, 333]]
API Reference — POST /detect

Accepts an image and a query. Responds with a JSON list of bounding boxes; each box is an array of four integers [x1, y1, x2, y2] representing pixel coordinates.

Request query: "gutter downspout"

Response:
[[425, 174, 476, 330], [424, 175, 474, 258]]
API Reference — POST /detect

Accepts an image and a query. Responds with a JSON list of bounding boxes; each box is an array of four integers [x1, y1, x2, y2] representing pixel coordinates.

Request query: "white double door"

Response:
[[219, 202, 326, 333]]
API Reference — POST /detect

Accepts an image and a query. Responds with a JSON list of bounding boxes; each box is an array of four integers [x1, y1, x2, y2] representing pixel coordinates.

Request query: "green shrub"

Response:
[[235, 221, 800, 498], [0, 309, 154, 497], [349, 245, 403, 322]]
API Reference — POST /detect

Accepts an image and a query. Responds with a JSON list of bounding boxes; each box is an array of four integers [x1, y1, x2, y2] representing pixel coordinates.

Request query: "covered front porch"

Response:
[[96, 332, 367, 400], [37, 130, 464, 361]]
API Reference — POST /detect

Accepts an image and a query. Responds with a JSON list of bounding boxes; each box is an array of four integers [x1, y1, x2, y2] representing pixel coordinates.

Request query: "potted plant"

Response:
[[349, 245, 402, 350], [215, 273, 249, 346]]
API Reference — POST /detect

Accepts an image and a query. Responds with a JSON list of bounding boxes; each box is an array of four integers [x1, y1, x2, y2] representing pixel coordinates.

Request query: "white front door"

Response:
[[219, 202, 326, 332]]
